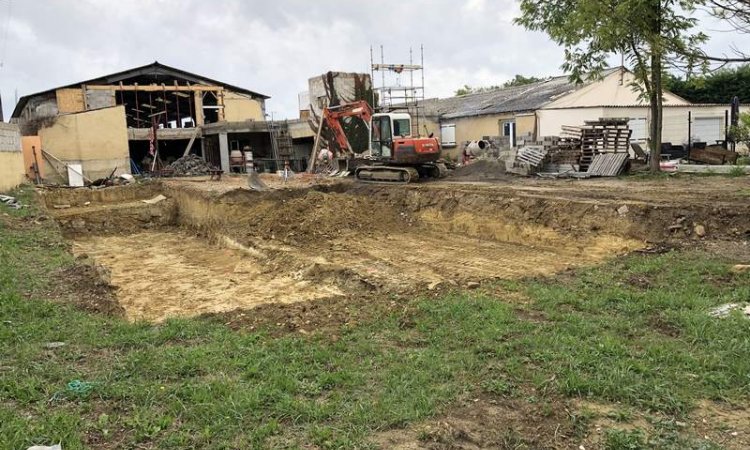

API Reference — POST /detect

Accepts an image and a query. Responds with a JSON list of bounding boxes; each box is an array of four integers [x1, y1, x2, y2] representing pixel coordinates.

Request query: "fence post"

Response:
[[688, 111, 693, 158]]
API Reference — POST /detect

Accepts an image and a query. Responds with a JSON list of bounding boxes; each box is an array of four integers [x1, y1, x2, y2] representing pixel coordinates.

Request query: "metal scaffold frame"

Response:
[[370, 45, 427, 137]]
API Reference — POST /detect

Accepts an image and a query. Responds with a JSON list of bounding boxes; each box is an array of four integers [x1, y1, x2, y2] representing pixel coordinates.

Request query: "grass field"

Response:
[[1, 188, 749, 449]]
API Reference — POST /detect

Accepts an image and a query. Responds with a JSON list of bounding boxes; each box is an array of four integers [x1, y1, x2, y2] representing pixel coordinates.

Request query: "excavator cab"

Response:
[[370, 113, 413, 159]]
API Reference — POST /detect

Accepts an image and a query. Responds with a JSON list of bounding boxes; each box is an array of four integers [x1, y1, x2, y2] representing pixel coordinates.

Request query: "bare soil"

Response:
[[72, 231, 343, 322], [448, 159, 509, 181], [39, 174, 750, 326], [68, 205, 629, 322], [374, 395, 575, 450]]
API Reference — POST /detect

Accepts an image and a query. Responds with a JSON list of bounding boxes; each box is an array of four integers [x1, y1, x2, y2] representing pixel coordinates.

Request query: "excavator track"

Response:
[[355, 166, 420, 184]]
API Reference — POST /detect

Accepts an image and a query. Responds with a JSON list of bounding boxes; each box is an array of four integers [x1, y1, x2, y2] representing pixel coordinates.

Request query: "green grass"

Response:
[[1, 189, 749, 448], [728, 165, 747, 177]]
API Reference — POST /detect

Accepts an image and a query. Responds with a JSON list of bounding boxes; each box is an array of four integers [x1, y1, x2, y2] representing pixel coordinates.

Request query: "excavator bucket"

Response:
[[247, 171, 268, 191]]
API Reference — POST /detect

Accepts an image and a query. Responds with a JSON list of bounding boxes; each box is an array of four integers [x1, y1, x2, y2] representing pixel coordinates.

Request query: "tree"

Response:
[[454, 84, 500, 96], [503, 74, 543, 87], [728, 111, 750, 145], [515, 0, 708, 172], [454, 75, 542, 96], [665, 64, 750, 103], [709, 0, 750, 34]]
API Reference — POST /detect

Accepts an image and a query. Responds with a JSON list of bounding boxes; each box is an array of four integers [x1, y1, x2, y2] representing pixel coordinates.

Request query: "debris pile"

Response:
[[449, 159, 508, 181], [0, 195, 23, 209], [167, 155, 218, 176]]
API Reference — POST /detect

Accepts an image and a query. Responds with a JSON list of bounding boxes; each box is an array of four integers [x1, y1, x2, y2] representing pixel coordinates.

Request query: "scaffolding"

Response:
[[370, 45, 427, 137]]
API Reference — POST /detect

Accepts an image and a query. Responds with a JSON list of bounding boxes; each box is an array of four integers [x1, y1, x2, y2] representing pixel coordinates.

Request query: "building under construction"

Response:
[[10, 62, 314, 183]]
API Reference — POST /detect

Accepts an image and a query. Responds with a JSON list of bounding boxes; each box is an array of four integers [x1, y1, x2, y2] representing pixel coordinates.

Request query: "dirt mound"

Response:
[[229, 190, 415, 243], [449, 159, 508, 181], [53, 259, 124, 317], [167, 154, 217, 176]]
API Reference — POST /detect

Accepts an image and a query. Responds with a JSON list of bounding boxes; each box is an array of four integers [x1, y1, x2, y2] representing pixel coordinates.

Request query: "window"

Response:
[[393, 119, 411, 137], [628, 118, 647, 142], [440, 124, 456, 147], [371, 116, 392, 157]]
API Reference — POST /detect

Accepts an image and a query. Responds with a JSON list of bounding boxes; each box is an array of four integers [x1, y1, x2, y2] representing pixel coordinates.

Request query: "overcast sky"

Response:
[[1, 0, 749, 120]]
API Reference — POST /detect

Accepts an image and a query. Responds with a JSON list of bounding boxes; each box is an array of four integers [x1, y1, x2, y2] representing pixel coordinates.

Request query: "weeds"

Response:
[[728, 165, 747, 177]]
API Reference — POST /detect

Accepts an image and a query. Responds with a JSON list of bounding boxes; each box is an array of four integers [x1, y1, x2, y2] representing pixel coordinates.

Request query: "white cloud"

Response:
[[0, 0, 748, 120]]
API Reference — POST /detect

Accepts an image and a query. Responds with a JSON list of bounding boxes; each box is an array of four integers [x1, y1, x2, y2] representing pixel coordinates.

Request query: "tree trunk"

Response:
[[649, 52, 664, 172], [648, 0, 664, 173]]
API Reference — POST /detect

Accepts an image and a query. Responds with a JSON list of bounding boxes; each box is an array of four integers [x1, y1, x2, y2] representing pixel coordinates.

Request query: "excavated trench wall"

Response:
[[42, 181, 747, 245]]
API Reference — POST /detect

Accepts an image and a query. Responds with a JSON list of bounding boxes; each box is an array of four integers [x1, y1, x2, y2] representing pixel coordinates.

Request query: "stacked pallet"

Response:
[[547, 137, 582, 166], [515, 145, 547, 167], [578, 119, 632, 171]]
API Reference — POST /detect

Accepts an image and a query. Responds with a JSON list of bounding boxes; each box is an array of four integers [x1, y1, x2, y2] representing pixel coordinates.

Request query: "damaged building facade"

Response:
[[11, 62, 314, 184]]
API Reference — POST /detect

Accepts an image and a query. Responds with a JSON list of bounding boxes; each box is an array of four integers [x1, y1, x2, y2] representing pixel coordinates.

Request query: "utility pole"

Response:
[[0, 91, 4, 122]]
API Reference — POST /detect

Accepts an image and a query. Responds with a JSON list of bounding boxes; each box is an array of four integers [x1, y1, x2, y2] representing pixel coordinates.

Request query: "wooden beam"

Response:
[[194, 91, 205, 126], [85, 84, 224, 92], [182, 126, 202, 157], [218, 90, 226, 121]]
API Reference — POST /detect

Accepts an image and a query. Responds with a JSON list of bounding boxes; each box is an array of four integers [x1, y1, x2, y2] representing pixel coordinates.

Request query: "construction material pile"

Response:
[[167, 155, 218, 176], [450, 159, 508, 181], [508, 118, 632, 178]]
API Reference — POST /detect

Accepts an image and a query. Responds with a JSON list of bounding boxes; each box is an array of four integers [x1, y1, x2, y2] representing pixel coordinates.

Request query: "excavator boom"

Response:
[[321, 101, 373, 157]]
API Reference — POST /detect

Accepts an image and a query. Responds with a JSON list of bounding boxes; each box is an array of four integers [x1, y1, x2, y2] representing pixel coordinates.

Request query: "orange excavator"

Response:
[[316, 100, 445, 183]]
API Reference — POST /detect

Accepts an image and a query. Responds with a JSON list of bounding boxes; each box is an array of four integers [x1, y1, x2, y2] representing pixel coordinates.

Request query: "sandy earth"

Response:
[[70, 226, 633, 322], [72, 231, 342, 322]]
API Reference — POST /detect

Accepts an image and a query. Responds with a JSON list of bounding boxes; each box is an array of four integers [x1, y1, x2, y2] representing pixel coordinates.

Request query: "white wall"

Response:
[[545, 69, 689, 108], [536, 107, 605, 137], [538, 105, 742, 148]]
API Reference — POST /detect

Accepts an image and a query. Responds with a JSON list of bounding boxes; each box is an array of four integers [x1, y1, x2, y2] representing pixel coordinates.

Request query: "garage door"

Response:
[[693, 117, 723, 144]]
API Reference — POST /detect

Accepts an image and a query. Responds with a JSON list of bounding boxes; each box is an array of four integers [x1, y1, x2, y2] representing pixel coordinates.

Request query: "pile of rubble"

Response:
[[167, 155, 217, 176]]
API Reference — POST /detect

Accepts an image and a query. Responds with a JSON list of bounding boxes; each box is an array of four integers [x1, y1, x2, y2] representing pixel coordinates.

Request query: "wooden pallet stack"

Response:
[[578, 119, 632, 171], [547, 137, 582, 165]]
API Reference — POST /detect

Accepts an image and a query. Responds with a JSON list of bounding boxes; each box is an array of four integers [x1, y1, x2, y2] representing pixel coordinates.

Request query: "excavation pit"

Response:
[[43, 180, 655, 322]]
